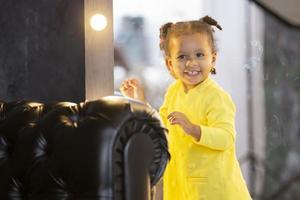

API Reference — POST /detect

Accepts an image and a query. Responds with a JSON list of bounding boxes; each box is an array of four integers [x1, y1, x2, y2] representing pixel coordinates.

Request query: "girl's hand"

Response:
[[167, 111, 201, 141], [120, 78, 146, 102]]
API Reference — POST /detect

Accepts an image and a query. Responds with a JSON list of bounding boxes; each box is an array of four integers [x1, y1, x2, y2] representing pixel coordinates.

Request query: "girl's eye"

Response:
[[196, 52, 204, 58], [177, 55, 186, 60]]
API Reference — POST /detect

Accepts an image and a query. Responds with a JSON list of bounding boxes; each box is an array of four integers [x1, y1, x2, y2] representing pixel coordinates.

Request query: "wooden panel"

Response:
[[85, 0, 114, 100]]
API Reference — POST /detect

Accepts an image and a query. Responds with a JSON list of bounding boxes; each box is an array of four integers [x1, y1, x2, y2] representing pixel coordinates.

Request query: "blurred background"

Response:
[[113, 0, 300, 199]]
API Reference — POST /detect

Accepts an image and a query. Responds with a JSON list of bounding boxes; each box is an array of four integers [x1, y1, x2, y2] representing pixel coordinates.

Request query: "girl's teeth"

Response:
[[186, 71, 199, 75]]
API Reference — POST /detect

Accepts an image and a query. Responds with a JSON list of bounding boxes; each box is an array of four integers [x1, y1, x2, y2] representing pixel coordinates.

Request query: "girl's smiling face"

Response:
[[166, 33, 217, 92]]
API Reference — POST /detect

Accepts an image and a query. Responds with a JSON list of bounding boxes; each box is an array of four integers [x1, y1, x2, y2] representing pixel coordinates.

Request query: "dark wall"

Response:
[[262, 11, 300, 200], [0, 0, 85, 103]]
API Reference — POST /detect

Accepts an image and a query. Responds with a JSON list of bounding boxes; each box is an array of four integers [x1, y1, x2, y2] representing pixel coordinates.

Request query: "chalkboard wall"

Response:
[[0, 0, 85, 103]]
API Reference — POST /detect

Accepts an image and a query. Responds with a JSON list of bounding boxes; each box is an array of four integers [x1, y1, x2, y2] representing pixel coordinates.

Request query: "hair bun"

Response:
[[159, 22, 173, 50], [200, 15, 223, 31], [159, 22, 173, 39]]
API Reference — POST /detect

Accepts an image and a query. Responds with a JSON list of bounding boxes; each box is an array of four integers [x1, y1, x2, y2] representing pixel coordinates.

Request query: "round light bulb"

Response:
[[90, 14, 107, 31]]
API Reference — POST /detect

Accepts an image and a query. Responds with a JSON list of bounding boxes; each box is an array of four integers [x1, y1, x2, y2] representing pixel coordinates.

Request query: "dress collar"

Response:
[[178, 75, 214, 94]]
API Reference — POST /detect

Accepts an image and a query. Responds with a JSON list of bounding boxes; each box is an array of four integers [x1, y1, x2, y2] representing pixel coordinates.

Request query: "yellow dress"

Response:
[[159, 76, 252, 200]]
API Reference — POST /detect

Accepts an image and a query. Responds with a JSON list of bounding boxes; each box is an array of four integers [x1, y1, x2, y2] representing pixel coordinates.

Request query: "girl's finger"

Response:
[[123, 82, 133, 89], [128, 82, 137, 88], [168, 111, 178, 117], [167, 114, 173, 120], [121, 82, 129, 88], [130, 79, 138, 85], [170, 119, 178, 125], [168, 117, 174, 122]]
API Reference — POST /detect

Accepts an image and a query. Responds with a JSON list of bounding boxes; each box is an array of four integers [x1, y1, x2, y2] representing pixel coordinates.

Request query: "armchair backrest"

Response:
[[0, 96, 169, 200]]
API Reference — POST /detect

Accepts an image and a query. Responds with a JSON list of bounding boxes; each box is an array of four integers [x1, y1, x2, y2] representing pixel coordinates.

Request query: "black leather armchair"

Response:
[[0, 96, 169, 200]]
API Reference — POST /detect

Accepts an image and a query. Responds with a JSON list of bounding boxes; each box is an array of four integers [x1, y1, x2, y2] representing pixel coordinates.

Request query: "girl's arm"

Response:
[[194, 92, 236, 151], [168, 91, 236, 151], [120, 78, 173, 128]]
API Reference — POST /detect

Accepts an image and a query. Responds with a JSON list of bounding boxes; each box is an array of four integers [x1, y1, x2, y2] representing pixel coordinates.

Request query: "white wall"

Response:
[[201, 0, 250, 180], [197, 1, 266, 197]]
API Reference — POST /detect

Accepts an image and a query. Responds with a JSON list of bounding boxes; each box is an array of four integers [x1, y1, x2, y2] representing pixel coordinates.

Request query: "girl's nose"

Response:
[[186, 58, 198, 67]]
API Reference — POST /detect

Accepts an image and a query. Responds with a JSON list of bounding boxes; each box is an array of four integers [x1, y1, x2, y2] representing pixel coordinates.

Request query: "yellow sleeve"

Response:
[[194, 91, 236, 151], [159, 83, 175, 126], [159, 92, 170, 126]]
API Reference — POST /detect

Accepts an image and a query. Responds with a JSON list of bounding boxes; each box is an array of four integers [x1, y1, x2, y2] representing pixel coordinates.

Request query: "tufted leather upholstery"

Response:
[[0, 96, 169, 200]]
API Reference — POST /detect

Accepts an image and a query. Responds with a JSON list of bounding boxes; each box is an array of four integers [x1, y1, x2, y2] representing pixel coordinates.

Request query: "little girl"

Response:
[[120, 16, 252, 200]]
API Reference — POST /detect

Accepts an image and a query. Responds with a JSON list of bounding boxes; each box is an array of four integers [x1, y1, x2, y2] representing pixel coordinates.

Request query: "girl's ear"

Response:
[[212, 52, 217, 66], [165, 58, 173, 72], [166, 58, 177, 79]]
